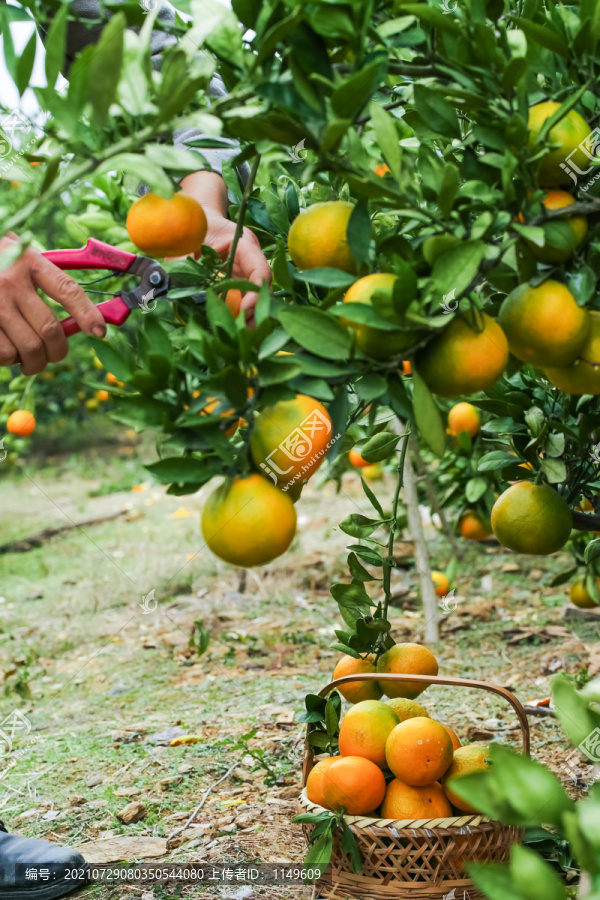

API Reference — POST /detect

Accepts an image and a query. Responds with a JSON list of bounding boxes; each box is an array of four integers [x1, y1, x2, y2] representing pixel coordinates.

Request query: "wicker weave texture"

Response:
[[299, 793, 522, 900]]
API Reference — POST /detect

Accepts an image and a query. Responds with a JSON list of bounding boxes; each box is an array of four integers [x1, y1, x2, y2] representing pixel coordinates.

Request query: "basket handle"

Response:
[[302, 673, 530, 786]]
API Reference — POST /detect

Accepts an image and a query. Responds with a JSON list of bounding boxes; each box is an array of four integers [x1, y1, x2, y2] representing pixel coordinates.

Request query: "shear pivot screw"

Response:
[[149, 271, 162, 286]]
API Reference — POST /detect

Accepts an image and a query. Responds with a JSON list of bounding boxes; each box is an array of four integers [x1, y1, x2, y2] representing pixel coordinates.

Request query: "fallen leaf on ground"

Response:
[[169, 735, 201, 746], [77, 837, 168, 864]]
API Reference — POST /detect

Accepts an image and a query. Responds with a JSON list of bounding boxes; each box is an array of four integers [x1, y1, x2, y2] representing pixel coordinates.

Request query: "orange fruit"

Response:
[[338, 700, 400, 768], [499, 281, 589, 367], [374, 163, 390, 177], [569, 576, 600, 609], [385, 718, 453, 786], [288, 201, 356, 272], [363, 463, 384, 480], [415, 311, 509, 398], [447, 402, 480, 438], [349, 448, 370, 469], [401, 360, 412, 375], [376, 643, 439, 700], [201, 474, 297, 567], [528, 102, 592, 187], [342, 273, 422, 360], [306, 757, 338, 808], [385, 698, 429, 722], [126, 192, 208, 258], [96, 390, 109, 402], [85, 399, 99, 412], [333, 655, 383, 703], [545, 310, 600, 394], [321, 756, 386, 814], [442, 724, 462, 751], [442, 744, 491, 812], [459, 511, 491, 541], [106, 372, 124, 387], [6, 410, 35, 437], [520, 191, 587, 264], [201, 397, 239, 438], [381, 778, 452, 820], [491, 481, 572, 555], [225, 289, 243, 317], [250, 394, 332, 489], [431, 571, 449, 598]]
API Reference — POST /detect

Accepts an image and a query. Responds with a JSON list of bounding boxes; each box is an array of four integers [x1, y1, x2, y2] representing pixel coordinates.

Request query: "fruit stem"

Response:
[[381, 427, 411, 632], [224, 154, 261, 282]]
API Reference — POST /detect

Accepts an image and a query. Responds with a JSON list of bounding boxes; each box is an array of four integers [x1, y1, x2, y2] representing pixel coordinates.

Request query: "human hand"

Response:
[[0, 233, 107, 375]]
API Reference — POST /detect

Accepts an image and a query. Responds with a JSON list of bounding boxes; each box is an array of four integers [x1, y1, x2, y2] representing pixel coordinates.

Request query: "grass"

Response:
[[0, 440, 597, 898]]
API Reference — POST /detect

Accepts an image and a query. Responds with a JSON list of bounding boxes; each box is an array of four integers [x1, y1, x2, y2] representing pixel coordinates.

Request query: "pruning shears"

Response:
[[41, 238, 203, 336]]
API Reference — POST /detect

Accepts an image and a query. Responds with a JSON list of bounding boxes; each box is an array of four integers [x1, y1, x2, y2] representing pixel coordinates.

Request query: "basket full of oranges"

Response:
[[298, 646, 529, 900]]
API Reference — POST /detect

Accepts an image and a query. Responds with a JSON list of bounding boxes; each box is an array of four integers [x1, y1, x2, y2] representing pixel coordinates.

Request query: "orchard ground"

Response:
[[0, 429, 598, 899]]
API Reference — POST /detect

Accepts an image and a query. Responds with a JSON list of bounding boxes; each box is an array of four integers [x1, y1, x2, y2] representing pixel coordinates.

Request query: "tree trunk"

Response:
[[409, 435, 463, 560], [402, 439, 440, 643]]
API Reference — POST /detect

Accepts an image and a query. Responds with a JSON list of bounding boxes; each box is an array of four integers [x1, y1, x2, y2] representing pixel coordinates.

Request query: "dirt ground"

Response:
[[0, 435, 598, 899]]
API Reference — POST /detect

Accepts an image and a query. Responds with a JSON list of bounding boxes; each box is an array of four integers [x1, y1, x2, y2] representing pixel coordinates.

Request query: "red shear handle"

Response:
[[60, 297, 131, 336], [42, 238, 136, 272]]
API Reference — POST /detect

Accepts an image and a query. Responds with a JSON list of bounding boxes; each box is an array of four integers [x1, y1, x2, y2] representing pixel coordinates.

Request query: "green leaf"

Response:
[[94, 154, 173, 197], [509, 845, 567, 900], [369, 101, 401, 181], [347, 200, 372, 269], [478, 450, 521, 472], [325, 698, 339, 738], [44, 2, 68, 89], [432, 240, 484, 296], [437, 163, 460, 217], [552, 675, 600, 748], [541, 458, 567, 484], [87, 336, 134, 381], [331, 56, 387, 119], [361, 432, 400, 463], [412, 370, 445, 458], [468, 862, 528, 900], [279, 308, 353, 360], [360, 477, 385, 518], [330, 580, 373, 610], [89, 13, 125, 125], [414, 84, 460, 138], [295, 268, 356, 288], [15, 29, 37, 97], [466, 477, 488, 503], [145, 457, 206, 484], [340, 820, 363, 873], [348, 551, 375, 582], [511, 15, 569, 57], [304, 829, 333, 878], [338, 514, 382, 539]]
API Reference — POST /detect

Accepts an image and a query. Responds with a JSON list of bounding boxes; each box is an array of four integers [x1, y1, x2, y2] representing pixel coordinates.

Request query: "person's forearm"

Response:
[[180, 171, 228, 219]]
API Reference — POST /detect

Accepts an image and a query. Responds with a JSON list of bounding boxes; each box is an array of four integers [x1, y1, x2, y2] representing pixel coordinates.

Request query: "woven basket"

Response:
[[300, 673, 530, 900]]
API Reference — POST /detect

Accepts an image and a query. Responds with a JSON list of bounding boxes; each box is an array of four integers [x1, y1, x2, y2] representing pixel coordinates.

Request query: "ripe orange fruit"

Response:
[[201, 474, 297, 567], [126, 192, 208, 258], [447, 402, 480, 438], [528, 102, 592, 187], [333, 655, 383, 703], [491, 481, 572, 555], [401, 360, 412, 375], [545, 310, 600, 394], [376, 643, 439, 700], [338, 700, 400, 769], [569, 577, 600, 609], [415, 311, 509, 398], [520, 191, 587, 263], [96, 390, 109, 402], [385, 718, 453, 786], [442, 745, 490, 812], [106, 372, 124, 387], [288, 201, 356, 272], [385, 698, 429, 722], [349, 448, 370, 469], [250, 395, 332, 489], [6, 410, 35, 437], [374, 163, 390, 177], [306, 757, 338, 808], [499, 281, 590, 367], [225, 289, 243, 317], [431, 571, 449, 598], [381, 779, 452, 820], [441, 724, 462, 751], [459, 511, 491, 541], [342, 273, 421, 360], [321, 756, 386, 815]]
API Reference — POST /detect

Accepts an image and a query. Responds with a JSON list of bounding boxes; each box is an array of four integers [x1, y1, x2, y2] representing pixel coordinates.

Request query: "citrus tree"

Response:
[[3, 0, 600, 894]]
